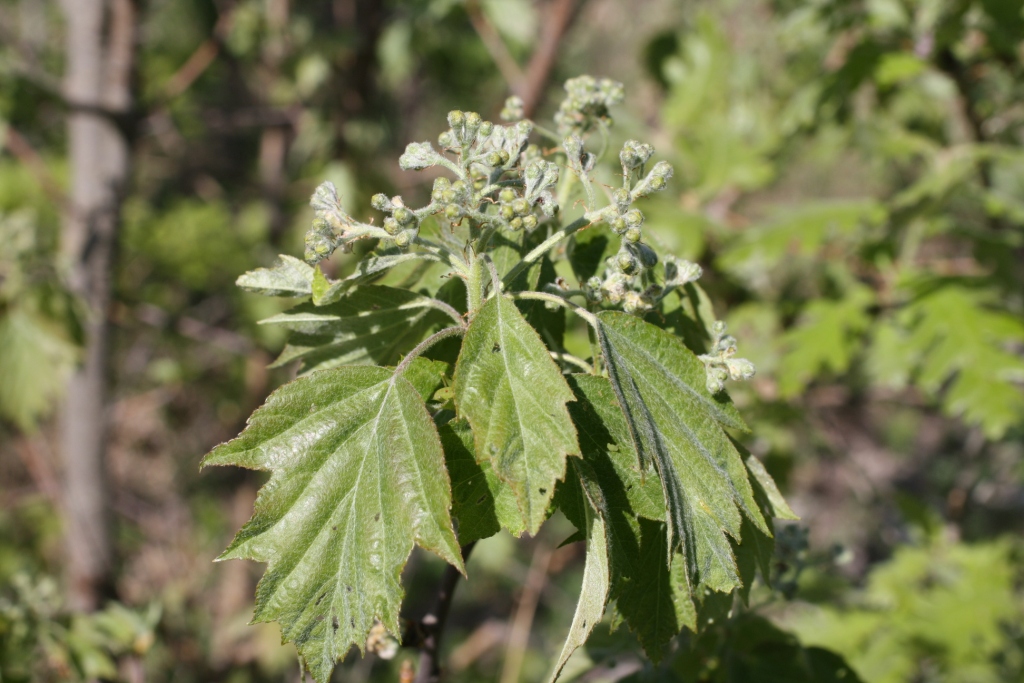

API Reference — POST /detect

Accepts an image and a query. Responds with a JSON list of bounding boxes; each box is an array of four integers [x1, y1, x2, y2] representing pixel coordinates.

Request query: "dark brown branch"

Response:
[[413, 542, 476, 683], [517, 0, 583, 118]]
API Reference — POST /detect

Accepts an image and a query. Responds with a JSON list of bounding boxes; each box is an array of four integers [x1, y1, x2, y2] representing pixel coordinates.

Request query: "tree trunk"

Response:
[[59, 0, 136, 611]]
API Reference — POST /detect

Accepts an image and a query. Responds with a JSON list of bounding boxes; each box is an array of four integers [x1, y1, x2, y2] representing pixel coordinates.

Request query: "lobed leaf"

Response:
[[259, 285, 448, 373], [236, 254, 314, 297], [596, 311, 769, 594], [546, 459, 610, 683], [453, 295, 580, 534], [202, 366, 463, 683], [439, 419, 526, 543]]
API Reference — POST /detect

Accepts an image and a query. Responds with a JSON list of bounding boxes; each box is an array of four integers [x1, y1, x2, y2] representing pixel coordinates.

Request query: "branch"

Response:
[[1, 126, 67, 205], [466, 0, 525, 88], [413, 542, 477, 683], [501, 216, 589, 288], [517, 0, 583, 118], [394, 326, 466, 375]]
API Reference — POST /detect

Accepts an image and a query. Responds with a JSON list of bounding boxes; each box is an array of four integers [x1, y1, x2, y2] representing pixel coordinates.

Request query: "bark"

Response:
[[59, 0, 137, 611]]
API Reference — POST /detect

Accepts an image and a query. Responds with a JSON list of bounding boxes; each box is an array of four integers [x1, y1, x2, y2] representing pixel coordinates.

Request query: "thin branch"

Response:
[[466, 0, 525, 88], [394, 326, 466, 375], [1, 126, 67, 205], [499, 540, 553, 683], [413, 542, 477, 683], [517, 0, 583, 118]]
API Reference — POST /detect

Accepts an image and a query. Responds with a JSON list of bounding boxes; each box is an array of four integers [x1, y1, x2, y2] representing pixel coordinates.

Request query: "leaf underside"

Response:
[[596, 311, 770, 596], [203, 366, 462, 683], [260, 285, 447, 373], [454, 295, 580, 533], [547, 458, 610, 683]]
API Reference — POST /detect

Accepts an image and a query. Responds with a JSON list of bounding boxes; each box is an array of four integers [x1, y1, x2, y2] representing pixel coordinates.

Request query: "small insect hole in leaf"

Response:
[[476, 494, 487, 504], [374, 512, 380, 521], [492, 342, 501, 352], [332, 617, 339, 631], [309, 404, 317, 413], [539, 488, 547, 494]]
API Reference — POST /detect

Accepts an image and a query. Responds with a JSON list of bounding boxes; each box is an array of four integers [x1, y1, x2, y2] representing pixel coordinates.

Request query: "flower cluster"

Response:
[[554, 75, 625, 135], [699, 321, 756, 393]]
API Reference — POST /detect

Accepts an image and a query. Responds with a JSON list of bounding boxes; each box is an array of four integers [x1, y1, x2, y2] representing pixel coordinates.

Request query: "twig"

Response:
[[518, 0, 582, 118], [466, 0, 525, 88], [394, 326, 466, 376], [499, 539, 553, 683], [1, 126, 67, 205], [413, 542, 477, 683]]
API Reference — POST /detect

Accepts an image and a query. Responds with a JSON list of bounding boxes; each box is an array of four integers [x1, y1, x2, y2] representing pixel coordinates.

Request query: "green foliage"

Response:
[[788, 538, 1024, 683], [208, 77, 800, 681], [0, 209, 78, 431], [202, 364, 463, 682]]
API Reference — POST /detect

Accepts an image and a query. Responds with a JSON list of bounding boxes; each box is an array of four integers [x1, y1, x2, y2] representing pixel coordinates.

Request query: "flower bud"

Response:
[[500, 96, 525, 121], [444, 204, 463, 220], [522, 215, 538, 230], [383, 217, 400, 235], [624, 226, 642, 243], [393, 207, 415, 225], [486, 151, 503, 167], [499, 204, 515, 220], [479, 121, 494, 137], [611, 217, 627, 234], [371, 193, 392, 212], [726, 358, 756, 381], [511, 198, 530, 216], [394, 230, 413, 248], [499, 188, 516, 203], [447, 110, 465, 129]]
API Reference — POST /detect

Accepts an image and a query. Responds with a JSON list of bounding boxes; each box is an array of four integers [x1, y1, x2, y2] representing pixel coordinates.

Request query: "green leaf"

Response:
[[547, 459, 610, 683], [260, 285, 448, 373], [202, 366, 463, 683], [777, 285, 874, 397], [313, 253, 440, 306], [454, 295, 580, 534], [0, 308, 78, 431], [236, 254, 314, 297], [554, 375, 693, 660], [439, 419, 526, 542], [895, 285, 1024, 439], [596, 312, 769, 595]]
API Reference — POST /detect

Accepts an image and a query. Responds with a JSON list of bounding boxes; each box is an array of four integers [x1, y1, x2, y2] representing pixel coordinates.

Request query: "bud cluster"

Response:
[[580, 139, 680, 314], [554, 75, 626, 136], [698, 321, 756, 394], [370, 193, 420, 248], [305, 181, 356, 262]]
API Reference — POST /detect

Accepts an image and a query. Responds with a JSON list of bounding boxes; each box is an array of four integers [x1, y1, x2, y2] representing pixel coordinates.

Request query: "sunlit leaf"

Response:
[[203, 366, 463, 683], [454, 295, 579, 533]]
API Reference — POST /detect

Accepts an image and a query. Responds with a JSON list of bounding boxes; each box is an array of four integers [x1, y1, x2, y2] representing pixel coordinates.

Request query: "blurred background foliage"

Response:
[[0, 0, 1022, 681]]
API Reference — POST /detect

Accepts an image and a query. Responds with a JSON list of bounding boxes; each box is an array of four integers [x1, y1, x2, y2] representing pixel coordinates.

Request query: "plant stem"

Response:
[[509, 290, 598, 327], [501, 216, 589, 288], [394, 326, 465, 376], [466, 254, 486, 315], [549, 350, 594, 374], [421, 298, 467, 328], [414, 542, 477, 683]]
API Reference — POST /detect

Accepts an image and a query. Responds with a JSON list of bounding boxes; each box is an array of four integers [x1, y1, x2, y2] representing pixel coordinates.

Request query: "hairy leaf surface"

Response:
[[440, 419, 526, 542], [203, 366, 463, 683], [555, 375, 693, 660], [547, 459, 609, 683], [260, 285, 447, 373], [454, 295, 579, 533], [597, 311, 768, 594], [236, 254, 314, 297]]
